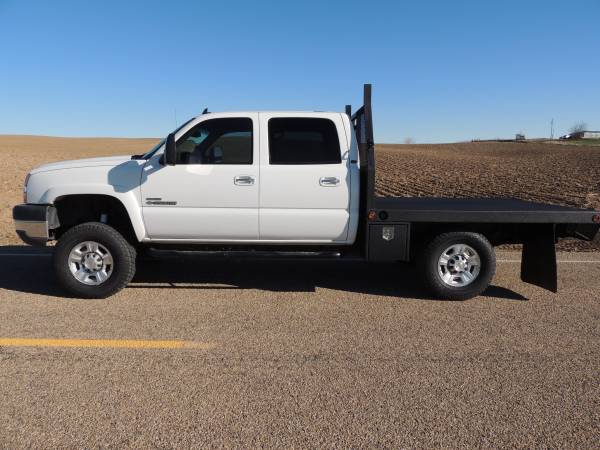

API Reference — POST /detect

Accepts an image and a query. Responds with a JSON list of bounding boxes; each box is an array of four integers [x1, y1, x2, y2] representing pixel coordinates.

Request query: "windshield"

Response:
[[141, 117, 196, 159]]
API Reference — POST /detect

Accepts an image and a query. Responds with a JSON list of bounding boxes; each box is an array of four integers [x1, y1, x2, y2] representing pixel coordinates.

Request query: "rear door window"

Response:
[[268, 118, 341, 165]]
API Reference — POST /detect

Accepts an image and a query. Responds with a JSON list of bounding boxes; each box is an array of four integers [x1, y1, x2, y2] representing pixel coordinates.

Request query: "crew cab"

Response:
[[13, 85, 600, 299]]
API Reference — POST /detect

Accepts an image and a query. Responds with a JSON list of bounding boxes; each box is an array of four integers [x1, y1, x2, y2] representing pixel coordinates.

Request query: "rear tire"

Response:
[[53, 222, 136, 298], [419, 232, 496, 300]]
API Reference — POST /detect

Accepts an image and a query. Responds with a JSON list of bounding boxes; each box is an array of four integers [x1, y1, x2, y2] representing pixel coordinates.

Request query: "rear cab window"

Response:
[[268, 118, 342, 165]]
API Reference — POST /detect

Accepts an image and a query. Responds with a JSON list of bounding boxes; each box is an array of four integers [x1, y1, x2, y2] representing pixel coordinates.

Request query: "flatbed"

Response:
[[372, 197, 598, 223]]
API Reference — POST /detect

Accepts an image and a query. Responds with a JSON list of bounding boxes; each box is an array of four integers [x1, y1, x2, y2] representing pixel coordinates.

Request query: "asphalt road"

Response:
[[1, 247, 599, 448]]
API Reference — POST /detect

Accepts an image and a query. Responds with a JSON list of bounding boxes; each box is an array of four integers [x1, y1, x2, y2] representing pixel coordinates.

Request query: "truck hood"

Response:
[[30, 155, 133, 174]]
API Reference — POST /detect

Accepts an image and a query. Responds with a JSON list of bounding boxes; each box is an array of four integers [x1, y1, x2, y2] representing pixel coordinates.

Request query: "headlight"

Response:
[[23, 173, 30, 203]]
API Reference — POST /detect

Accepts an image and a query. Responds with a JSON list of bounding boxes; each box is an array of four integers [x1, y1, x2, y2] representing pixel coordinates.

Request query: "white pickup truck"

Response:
[[13, 85, 600, 299]]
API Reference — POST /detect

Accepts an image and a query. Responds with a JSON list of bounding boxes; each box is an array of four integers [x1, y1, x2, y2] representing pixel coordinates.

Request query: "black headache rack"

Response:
[[346, 84, 600, 292], [346, 84, 377, 256]]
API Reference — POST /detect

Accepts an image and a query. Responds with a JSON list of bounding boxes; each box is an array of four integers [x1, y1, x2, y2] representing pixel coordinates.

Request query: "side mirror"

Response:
[[163, 133, 177, 165]]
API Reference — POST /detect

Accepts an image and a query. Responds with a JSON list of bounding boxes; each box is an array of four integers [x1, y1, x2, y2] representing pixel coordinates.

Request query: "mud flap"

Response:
[[520, 224, 557, 292]]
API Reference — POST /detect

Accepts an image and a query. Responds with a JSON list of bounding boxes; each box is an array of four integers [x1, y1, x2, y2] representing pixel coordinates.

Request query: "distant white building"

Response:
[[560, 131, 600, 140]]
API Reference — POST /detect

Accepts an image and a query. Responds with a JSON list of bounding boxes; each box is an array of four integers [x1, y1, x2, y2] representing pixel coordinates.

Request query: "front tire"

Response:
[[53, 222, 136, 298], [420, 232, 496, 300]]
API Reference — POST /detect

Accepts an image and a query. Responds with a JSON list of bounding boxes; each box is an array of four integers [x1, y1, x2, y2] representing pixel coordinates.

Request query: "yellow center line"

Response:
[[0, 338, 216, 350]]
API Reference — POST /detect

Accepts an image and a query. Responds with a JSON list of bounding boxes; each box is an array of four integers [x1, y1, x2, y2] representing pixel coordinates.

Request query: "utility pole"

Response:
[[550, 118, 554, 139]]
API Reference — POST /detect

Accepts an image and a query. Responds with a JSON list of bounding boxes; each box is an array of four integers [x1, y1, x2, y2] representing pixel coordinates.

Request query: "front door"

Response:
[[141, 114, 259, 241]]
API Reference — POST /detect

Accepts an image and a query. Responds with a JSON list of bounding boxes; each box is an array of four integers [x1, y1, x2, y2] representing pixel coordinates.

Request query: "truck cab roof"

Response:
[[194, 111, 343, 117]]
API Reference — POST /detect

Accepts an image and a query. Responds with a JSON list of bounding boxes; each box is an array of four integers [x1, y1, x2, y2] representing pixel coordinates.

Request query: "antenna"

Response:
[[174, 108, 178, 128], [202, 108, 209, 115], [550, 118, 554, 139]]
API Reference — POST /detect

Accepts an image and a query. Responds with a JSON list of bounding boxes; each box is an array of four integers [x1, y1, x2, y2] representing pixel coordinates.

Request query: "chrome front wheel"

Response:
[[68, 241, 114, 285], [54, 222, 136, 298]]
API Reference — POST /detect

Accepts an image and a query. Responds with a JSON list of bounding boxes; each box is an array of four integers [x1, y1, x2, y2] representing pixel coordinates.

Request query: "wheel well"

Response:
[[53, 195, 137, 245]]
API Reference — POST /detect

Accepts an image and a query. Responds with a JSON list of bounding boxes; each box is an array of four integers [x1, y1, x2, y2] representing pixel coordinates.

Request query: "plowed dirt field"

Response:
[[375, 142, 600, 250]]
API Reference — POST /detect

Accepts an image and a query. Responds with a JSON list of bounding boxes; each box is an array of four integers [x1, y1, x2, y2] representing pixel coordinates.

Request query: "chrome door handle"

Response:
[[319, 176, 340, 187], [234, 175, 255, 186]]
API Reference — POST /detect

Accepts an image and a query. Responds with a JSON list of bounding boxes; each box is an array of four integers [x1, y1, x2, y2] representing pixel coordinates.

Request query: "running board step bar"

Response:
[[147, 249, 345, 261]]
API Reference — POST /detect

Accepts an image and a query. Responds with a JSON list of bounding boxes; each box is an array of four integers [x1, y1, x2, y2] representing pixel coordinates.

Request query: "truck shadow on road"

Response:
[[0, 246, 526, 301]]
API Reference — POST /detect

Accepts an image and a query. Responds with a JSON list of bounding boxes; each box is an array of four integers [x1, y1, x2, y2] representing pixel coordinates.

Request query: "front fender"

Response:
[[26, 161, 147, 242], [40, 184, 146, 242]]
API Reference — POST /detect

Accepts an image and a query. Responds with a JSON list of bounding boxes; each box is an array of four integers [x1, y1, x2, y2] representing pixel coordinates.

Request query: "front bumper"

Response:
[[13, 204, 60, 246]]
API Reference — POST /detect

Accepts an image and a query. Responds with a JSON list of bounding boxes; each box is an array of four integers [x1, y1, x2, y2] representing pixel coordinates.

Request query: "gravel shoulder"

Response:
[[0, 249, 599, 447]]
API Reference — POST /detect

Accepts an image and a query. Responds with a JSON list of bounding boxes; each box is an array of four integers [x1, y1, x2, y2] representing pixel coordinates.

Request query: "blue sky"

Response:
[[0, 0, 598, 143]]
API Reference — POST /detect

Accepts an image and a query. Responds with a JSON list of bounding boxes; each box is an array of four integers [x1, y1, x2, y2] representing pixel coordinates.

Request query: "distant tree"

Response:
[[569, 122, 587, 134], [403, 137, 415, 144]]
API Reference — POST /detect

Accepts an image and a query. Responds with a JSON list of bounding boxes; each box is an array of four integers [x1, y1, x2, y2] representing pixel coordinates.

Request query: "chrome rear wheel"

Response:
[[420, 232, 496, 300], [437, 244, 481, 287]]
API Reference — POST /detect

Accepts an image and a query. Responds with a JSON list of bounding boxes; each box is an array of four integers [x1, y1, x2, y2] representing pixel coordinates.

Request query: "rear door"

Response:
[[258, 113, 351, 242]]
